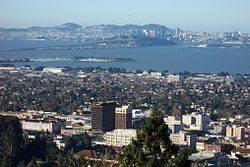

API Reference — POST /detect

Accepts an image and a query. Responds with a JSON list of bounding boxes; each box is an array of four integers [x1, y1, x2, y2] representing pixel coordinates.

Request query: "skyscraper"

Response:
[[115, 105, 132, 129], [91, 102, 117, 133]]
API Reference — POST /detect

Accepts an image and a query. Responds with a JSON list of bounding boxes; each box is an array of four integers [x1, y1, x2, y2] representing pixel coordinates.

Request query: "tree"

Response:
[[118, 110, 190, 167], [0, 116, 24, 167], [22, 132, 60, 163], [58, 151, 88, 167], [166, 148, 190, 167], [29, 157, 39, 167], [17, 160, 25, 167], [63, 133, 91, 154]]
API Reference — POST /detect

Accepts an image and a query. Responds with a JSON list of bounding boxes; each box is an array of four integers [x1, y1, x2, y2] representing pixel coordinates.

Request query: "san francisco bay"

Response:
[[0, 40, 249, 74]]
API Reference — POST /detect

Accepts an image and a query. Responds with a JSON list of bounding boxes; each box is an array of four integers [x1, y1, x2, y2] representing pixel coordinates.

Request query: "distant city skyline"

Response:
[[1, 0, 250, 32]]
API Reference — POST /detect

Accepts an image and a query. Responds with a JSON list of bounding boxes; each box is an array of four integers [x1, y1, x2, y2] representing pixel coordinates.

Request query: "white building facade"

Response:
[[104, 129, 137, 147]]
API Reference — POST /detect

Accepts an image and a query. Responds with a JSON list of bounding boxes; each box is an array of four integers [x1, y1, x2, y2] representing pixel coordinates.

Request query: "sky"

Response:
[[0, 0, 250, 32]]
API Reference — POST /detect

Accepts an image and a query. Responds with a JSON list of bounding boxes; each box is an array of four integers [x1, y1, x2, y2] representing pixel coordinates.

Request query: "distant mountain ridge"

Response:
[[0, 23, 175, 42], [0, 23, 171, 32], [55, 23, 83, 31], [1, 23, 248, 48]]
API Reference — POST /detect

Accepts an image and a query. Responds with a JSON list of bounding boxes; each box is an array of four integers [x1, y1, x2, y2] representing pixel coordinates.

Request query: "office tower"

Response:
[[91, 102, 117, 133], [115, 105, 132, 129]]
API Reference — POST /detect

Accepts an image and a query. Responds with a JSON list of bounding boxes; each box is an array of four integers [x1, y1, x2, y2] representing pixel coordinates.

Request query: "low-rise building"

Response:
[[53, 135, 65, 149], [233, 148, 250, 159], [61, 127, 87, 136], [188, 151, 230, 167], [226, 125, 245, 140], [212, 122, 226, 135], [150, 72, 162, 78], [43, 67, 64, 74], [170, 131, 197, 150], [104, 129, 137, 147], [182, 112, 210, 131], [167, 74, 180, 82], [205, 143, 225, 152], [196, 141, 206, 152], [21, 119, 65, 134], [204, 142, 235, 154], [164, 116, 182, 125], [164, 116, 183, 133], [168, 124, 184, 133], [132, 109, 144, 119], [0, 112, 32, 119]]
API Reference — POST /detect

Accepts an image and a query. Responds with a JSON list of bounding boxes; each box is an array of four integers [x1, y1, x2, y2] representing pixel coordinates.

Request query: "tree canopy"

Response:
[[118, 110, 190, 167], [0, 115, 24, 167]]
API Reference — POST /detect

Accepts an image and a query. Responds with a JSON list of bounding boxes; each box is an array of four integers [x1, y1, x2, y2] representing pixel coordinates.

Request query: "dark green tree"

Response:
[[29, 157, 39, 167], [166, 148, 190, 167], [22, 132, 60, 163], [118, 110, 190, 167], [17, 160, 25, 167], [0, 116, 24, 167], [64, 133, 91, 154], [58, 151, 88, 167]]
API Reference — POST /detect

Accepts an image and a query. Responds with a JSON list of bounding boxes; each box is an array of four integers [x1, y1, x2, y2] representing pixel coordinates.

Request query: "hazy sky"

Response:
[[1, 0, 250, 32]]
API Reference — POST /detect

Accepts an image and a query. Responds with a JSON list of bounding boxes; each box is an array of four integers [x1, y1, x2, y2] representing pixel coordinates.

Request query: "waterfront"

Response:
[[0, 40, 250, 73]]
